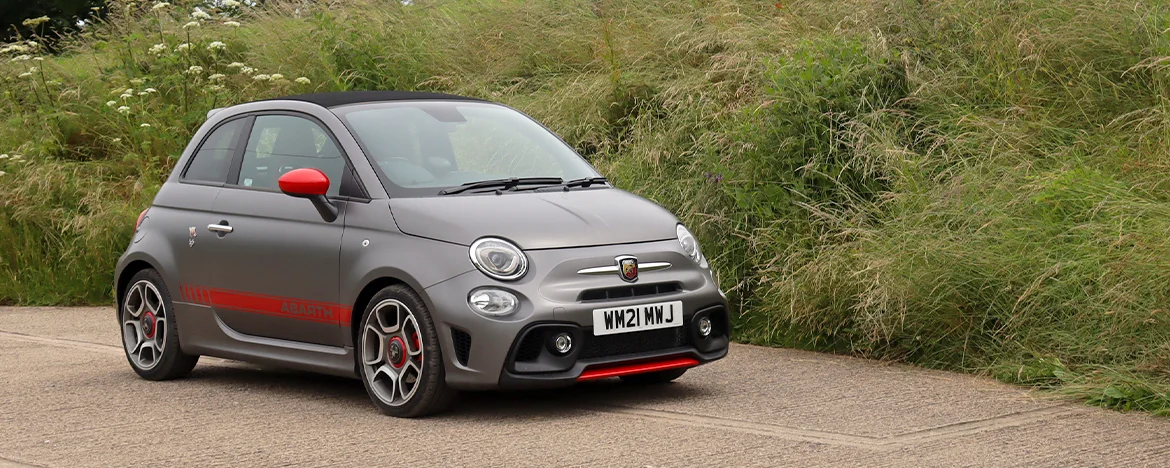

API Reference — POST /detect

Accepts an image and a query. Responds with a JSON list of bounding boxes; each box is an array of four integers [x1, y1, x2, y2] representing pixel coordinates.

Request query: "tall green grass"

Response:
[[1, 0, 1168, 414]]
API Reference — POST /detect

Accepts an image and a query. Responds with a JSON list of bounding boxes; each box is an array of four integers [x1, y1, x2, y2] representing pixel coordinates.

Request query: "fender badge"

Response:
[[188, 226, 197, 247]]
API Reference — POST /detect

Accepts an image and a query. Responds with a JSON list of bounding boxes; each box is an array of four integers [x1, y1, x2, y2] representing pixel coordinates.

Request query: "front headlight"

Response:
[[676, 224, 707, 268], [469, 237, 528, 281]]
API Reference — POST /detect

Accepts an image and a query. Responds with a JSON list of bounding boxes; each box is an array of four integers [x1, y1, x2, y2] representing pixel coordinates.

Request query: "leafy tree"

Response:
[[1, 0, 105, 43]]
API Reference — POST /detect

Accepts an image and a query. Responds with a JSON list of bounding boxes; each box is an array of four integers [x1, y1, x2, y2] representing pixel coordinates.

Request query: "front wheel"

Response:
[[120, 269, 199, 380], [357, 284, 456, 417]]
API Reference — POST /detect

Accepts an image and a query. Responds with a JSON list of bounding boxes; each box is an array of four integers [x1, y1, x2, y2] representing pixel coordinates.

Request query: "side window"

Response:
[[183, 118, 246, 183], [237, 115, 347, 196]]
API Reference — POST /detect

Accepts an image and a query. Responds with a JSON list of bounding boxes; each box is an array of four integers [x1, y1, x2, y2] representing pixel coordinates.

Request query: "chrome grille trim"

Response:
[[576, 262, 671, 275]]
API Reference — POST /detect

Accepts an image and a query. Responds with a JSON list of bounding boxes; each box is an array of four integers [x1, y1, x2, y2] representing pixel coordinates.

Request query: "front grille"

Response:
[[579, 282, 682, 302], [579, 327, 690, 360], [451, 328, 472, 366]]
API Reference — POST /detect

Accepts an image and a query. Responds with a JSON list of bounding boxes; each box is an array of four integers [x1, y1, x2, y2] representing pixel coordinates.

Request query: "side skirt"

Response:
[[174, 302, 358, 378]]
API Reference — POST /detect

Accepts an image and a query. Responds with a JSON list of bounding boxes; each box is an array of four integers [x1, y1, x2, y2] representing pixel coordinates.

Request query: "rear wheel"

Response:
[[357, 284, 456, 417], [619, 368, 688, 384], [120, 269, 198, 380]]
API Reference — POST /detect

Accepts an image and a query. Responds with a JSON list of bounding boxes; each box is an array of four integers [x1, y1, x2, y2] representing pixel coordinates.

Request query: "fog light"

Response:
[[468, 288, 518, 317], [697, 317, 713, 337], [552, 333, 573, 355]]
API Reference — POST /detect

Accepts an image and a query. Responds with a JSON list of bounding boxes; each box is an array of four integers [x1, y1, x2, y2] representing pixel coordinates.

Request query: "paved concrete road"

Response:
[[1, 307, 1167, 467]]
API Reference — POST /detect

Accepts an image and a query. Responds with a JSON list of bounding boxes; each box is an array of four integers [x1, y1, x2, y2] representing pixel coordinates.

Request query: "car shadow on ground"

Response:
[[181, 362, 715, 419]]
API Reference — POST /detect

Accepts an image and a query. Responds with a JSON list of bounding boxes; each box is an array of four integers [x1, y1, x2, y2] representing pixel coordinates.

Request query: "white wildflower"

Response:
[[208, 73, 225, 81], [106, 100, 116, 107], [182, 21, 199, 29], [32, 56, 43, 61], [252, 74, 270, 81], [151, 2, 171, 11], [226, 62, 244, 68], [140, 123, 151, 128], [191, 10, 212, 20], [0, 171, 6, 177], [207, 84, 224, 92], [294, 77, 311, 85], [175, 43, 190, 52], [0, 154, 6, 159], [270, 73, 284, 80], [112, 138, 122, 143], [224, 0, 242, 7], [1, 44, 28, 53], [117, 106, 130, 114], [207, 41, 226, 51], [11, 55, 30, 62], [223, 21, 241, 27], [120, 93, 132, 100], [26, 41, 38, 49], [125, 88, 134, 94], [144, 87, 158, 93], [18, 72, 31, 78], [22, 16, 50, 27], [149, 43, 167, 54], [137, 91, 148, 96], [130, 78, 144, 85], [27, 67, 38, 73], [186, 65, 204, 75], [239, 66, 255, 74]]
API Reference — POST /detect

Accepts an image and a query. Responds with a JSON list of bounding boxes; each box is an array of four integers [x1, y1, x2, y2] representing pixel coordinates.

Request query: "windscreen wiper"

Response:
[[438, 177, 564, 195], [514, 176, 609, 192], [562, 177, 608, 188]]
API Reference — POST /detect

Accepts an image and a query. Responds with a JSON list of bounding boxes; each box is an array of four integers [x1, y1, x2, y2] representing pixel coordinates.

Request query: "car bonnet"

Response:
[[387, 188, 679, 249]]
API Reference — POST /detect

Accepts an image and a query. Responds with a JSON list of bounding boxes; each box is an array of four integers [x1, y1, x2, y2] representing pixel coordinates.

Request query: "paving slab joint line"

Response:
[[0, 455, 44, 468], [0, 330, 242, 367], [594, 404, 1079, 450]]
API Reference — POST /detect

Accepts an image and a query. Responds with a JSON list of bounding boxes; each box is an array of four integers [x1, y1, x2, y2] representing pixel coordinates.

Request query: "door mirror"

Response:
[[277, 168, 338, 222], [278, 168, 330, 197]]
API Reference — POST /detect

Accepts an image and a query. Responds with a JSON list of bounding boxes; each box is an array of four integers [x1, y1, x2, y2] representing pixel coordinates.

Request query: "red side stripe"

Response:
[[576, 357, 700, 382], [176, 283, 351, 325]]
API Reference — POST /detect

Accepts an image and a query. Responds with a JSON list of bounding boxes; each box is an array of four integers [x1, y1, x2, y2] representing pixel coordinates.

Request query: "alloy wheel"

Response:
[[361, 299, 425, 406], [121, 280, 167, 370]]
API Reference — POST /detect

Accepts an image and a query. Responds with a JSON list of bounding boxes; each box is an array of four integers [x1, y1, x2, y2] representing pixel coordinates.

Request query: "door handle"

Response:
[[207, 223, 233, 234]]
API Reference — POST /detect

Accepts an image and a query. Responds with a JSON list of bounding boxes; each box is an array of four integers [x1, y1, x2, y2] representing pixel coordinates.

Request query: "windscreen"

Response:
[[334, 101, 600, 195]]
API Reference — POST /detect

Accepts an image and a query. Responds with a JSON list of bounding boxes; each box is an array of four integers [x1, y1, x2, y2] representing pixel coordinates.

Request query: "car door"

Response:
[[166, 117, 248, 310], [199, 113, 357, 347]]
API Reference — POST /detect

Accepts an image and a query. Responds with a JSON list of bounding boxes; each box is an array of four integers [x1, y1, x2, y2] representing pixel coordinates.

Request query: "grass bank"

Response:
[[1, 0, 1168, 414]]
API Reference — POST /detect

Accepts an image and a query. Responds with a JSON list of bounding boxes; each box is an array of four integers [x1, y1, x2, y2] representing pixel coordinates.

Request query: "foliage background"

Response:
[[1, 0, 1168, 414]]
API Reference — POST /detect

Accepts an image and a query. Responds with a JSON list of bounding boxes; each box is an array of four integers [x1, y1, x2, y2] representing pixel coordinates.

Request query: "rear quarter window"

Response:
[[183, 119, 247, 184]]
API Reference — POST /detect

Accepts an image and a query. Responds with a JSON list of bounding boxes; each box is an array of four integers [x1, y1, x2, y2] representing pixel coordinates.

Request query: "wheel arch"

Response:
[[115, 259, 158, 313], [350, 276, 411, 349]]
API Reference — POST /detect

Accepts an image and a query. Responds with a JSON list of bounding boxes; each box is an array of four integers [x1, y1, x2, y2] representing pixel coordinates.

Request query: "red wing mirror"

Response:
[[276, 168, 338, 223], [278, 168, 330, 198]]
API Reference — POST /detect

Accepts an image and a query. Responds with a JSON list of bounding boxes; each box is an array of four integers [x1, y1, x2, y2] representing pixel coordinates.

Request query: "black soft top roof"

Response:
[[269, 90, 486, 108]]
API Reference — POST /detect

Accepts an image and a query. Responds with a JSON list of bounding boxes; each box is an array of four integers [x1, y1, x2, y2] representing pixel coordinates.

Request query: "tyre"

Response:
[[619, 368, 688, 385], [357, 284, 456, 417], [120, 268, 199, 380]]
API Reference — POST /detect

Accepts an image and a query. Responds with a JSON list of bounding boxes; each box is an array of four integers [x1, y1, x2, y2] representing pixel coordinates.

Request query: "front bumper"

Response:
[[423, 239, 729, 391]]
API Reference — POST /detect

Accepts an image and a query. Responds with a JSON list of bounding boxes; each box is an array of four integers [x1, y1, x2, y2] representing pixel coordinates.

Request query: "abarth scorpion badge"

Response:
[[617, 255, 639, 283]]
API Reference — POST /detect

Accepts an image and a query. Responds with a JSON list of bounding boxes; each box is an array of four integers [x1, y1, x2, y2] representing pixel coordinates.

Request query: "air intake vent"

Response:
[[579, 282, 682, 302], [451, 328, 472, 366]]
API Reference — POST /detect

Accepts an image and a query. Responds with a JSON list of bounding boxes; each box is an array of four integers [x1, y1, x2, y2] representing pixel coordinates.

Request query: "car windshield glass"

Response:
[[334, 101, 600, 195]]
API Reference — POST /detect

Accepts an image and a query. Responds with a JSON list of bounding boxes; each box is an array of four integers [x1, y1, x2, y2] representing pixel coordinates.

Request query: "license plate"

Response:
[[592, 300, 683, 336]]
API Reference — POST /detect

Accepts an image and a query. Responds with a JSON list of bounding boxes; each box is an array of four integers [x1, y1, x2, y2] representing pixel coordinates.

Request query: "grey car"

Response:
[[114, 91, 729, 417]]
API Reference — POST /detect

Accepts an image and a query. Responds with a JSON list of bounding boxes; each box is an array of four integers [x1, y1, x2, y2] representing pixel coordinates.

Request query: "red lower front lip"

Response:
[[576, 357, 700, 382]]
